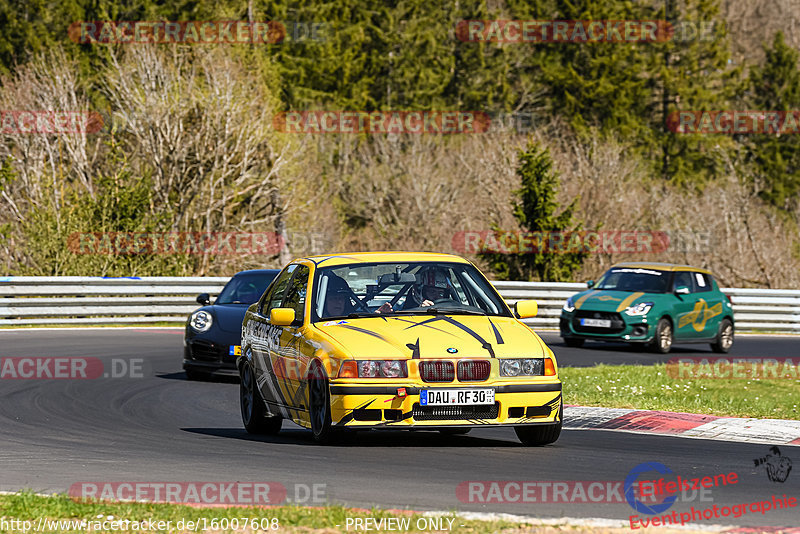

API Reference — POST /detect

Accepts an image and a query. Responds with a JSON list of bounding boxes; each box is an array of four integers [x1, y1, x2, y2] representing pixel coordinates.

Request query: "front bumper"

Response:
[[560, 310, 654, 343], [328, 382, 562, 428], [183, 328, 241, 372]]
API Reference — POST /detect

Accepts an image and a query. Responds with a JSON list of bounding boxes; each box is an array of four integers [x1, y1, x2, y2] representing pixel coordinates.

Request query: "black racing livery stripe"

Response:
[[403, 316, 496, 358], [488, 318, 504, 344], [406, 338, 420, 359], [335, 398, 375, 427], [338, 324, 389, 341], [397, 317, 454, 336], [440, 316, 495, 357]]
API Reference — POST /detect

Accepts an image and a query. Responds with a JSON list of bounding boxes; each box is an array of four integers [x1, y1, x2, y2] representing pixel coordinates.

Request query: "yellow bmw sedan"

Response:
[[238, 252, 562, 445]]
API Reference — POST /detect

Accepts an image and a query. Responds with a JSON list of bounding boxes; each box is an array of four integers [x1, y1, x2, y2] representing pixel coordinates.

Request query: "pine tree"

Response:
[[482, 141, 585, 282], [746, 31, 800, 209]]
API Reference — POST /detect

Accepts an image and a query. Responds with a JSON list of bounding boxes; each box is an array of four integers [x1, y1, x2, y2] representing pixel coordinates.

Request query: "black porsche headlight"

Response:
[[190, 310, 213, 332]]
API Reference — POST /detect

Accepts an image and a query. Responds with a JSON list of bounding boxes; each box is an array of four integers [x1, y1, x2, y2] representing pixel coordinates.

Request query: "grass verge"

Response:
[[0, 493, 487, 533], [561, 364, 800, 420]]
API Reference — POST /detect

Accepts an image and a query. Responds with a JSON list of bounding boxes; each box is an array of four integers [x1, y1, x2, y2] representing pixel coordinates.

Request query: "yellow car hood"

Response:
[[314, 314, 552, 360]]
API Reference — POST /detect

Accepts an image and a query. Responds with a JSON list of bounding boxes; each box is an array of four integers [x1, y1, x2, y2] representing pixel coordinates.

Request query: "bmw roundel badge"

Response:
[[447, 347, 458, 354]]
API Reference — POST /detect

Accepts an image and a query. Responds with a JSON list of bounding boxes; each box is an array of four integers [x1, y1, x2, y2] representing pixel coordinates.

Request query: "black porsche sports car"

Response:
[[183, 269, 279, 380]]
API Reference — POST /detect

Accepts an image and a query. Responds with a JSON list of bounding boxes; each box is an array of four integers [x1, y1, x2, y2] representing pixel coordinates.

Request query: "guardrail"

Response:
[[0, 277, 798, 333]]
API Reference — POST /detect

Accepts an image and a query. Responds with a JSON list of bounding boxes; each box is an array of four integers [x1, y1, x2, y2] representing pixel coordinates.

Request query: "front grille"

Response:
[[412, 402, 499, 421], [191, 341, 222, 362], [457, 360, 490, 381], [419, 361, 455, 382], [572, 310, 625, 334]]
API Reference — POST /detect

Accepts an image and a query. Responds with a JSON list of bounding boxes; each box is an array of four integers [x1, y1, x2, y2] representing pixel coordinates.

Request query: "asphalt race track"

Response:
[[1, 329, 798, 527]]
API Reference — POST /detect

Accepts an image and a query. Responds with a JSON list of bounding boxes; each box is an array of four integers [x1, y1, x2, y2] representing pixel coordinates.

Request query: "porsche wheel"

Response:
[[240, 363, 281, 435]]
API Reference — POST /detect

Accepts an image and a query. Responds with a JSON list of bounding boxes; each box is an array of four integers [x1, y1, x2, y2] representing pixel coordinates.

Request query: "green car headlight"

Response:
[[562, 297, 575, 313], [624, 302, 653, 316]]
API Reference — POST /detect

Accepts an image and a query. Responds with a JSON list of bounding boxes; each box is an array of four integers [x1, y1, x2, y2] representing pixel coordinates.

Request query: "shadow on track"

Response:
[[181, 427, 525, 448], [157, 371, 238, 384]]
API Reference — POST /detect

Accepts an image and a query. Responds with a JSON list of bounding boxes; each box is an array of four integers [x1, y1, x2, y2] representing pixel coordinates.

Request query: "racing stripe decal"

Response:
[[258, 358, 291, 418], [406, 338, 420, 359], [488, 319, 504, 344], [335, 399, 376, 427], [574, 290, 597, 310], [616, 292, 645, 312], [438, 316, 495, 358], [401, 316, 458, 335], [405, 316, 495, 357], [338, 324, 388, 341]]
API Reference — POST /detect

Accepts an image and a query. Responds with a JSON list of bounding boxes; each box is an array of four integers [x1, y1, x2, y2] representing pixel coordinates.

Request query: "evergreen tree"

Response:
[[482, 141, 585, 282], [746, 31, 800, 209], [650, 0, 738, 183]]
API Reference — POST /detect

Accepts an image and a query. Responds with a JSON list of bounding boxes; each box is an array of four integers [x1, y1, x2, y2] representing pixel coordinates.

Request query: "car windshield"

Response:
[[595, 268, 670, 293], [313, 261, 511, 321], [216, 273, 277, 304]]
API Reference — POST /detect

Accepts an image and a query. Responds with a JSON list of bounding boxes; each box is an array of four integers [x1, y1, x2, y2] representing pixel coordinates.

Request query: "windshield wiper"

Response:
[[425, 307, 486, 315]]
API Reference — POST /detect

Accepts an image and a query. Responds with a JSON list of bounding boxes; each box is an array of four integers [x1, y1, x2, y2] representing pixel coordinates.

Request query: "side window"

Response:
[[693, 272, 711, 292], [673, 271, 695, 292], [282, 266, 310, 324], [260, 265, 296, 315]]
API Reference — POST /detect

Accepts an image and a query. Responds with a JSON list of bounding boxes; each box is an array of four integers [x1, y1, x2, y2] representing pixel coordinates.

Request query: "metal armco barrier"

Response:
[[0, 277, 798, 333]]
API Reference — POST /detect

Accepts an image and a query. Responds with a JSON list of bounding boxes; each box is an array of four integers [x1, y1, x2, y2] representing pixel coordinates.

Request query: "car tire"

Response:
[[514, 405, 562, 446], [711, 318, 734, 353], [563, 338, 584, 348], [650, 318, 673, 354], [239, 363, 282, 435], [309, 362, 338, 445], [184, 368, 209, 381], [439, 428, 471, 436]]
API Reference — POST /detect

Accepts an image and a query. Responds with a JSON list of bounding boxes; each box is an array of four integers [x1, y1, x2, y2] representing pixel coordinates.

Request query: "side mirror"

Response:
[[270, 307, 296, 326], [196, 293, 211, 305], [586, 280, 595, 288], [515, 300, 538, 319], [675, 286, 690, 295]]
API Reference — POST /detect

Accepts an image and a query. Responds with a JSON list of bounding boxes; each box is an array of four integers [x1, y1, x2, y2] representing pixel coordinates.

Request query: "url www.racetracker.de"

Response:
[[0, 517, 280, 532]]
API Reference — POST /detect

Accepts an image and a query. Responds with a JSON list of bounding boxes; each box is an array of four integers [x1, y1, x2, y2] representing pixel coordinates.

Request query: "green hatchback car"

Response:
[[559, 263, 734, 353]]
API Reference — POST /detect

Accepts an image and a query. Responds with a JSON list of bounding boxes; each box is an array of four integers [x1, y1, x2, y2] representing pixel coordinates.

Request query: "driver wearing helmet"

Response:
[[324, 275, 355, 317], [376, 267, 450, 313]]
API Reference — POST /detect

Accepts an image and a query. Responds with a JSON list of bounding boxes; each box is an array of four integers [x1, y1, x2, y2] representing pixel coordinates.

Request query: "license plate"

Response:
[[229, 345, 242, 356], [580, 318, 611, 328], [420, 388, 495, 406]]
